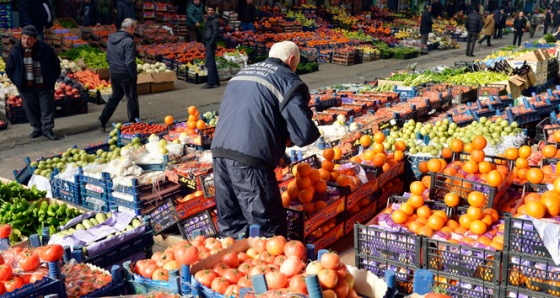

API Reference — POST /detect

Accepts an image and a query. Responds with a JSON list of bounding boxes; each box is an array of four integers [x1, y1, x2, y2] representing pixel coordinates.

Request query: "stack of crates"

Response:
[[80, 170, 110, 212], [0, 2, 11, 30]]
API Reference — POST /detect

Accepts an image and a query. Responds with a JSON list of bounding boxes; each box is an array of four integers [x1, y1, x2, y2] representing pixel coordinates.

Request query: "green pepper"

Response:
[[11, 218, 25, 227], [47, 205, 56, 217], [47, 217, 59, 227], [56, 203, 67, 217]]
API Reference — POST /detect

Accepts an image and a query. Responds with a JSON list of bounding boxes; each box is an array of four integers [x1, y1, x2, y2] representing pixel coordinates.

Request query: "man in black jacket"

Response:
[[116, 0, 136, 30], [465, 8, 483, 57], [81, 0, 100, 27], [27, 0, 53, 40], [98, 18, 138, 132], [237, 0, 257, 32], [493, 9, 502, 39], [513, 11, 527, 46], [211, 41, 321, 238], [553, 9, 560, 33], [6, 25, 61, 140], [431, 0, 443, 19], [544, 8, 552, 35], [420, 6, 433, 49], [201, 6, 220, 89]]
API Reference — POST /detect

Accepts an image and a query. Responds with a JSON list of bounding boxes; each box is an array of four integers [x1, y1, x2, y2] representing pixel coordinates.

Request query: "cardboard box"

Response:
[[150, 72, 177, 93], [524, 68, 537, 87], [137, 73, 153, 94], [87, 67, 111, 80], [507, 76, 527, 99]]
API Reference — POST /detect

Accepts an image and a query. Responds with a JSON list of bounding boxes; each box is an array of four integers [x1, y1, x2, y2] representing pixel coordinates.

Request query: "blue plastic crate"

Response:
[[84, 231, 154, 268], [83, 142, 111, 155], [81, 195, 109, 212], [394, 85, 417, 99], [81, 185, 108, 200], [108, 182, 186, 206], [136, 155, 169, 171], [533, 104, 554, 116], [13, 157, 34, 184], [51, 174, 81, 205], [123, 261, 187, 294], [0, 276, 66, 298], [80, 172, 111, 188]]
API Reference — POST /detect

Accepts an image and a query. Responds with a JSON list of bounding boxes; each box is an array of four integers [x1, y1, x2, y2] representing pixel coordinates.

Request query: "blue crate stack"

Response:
[[0, 1, 11, 30]]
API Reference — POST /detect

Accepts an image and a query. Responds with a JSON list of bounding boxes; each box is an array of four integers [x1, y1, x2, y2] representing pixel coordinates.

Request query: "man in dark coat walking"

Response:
[[513, 11, 527, 46], [201, 6, 220, 89], [116, 0, 136, 30], [493, 9, 502, 38], [553, 9, 560, 33], [98, 18, 139, 132], [465, 7, 483, 57], [420, 6, 433, 49], [544, 7, 552, 34], [6, 25, 61, 140]]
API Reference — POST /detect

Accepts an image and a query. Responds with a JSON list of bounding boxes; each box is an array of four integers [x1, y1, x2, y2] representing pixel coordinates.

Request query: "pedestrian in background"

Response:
[[420, 6, 433, 50], [27, 0, 54, 40], [99, 18, 139, 132], [493, 9, 502, 38], [80, 0, 100, 27], [211, 41, 320, 238], [201, 6, 220, 89], [544, 7, 552, 34], [6, 25, 61, 140], [431, 0, 443, 18], [513, 11, 527, 46], [186, 0, 204, 42], [237, 0, 257, 32], [116, 0, 136, 30], [498, 8, 507, 38], [446, 1, 455, 19], [465, 7, 483, 57], [479, 10, 495, 46], [553, 9, 560, 33]]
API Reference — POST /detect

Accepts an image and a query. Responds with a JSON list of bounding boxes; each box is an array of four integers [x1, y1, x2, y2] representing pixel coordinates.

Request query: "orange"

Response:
[[466, 206, 483, 220], [362, 150, 375, 161], [196, 119, 207, 130], [450, 139, 464, 153], [164, 115, 174, 125], [281, 192, 291, 208], [321, 160, 335, 172], [372, 143, 385, 154], [441, 148, 453, 159], [481, 213, 494, 226], [516, 204, 527, 215], [323, 148, 335, 161], [472, 136, 488, 150], [464, 143, 474, 153], [505, 148, 519, 160], [469, 220, 487, 235], [418, 161, 429, 174], [555, 130, 560, 143], [518, 168, 529, 180], [309, 169, 321, 183], [330, 171, 341, 182], [515, 157, 529, 169], [542, 145, 558, 158], [462, 161, 479, 174], [408, 221, 424, 234], [427, 159, 442, 173], [526, 168, 544, 184], [187, 105, 198, 115], [541, 192, 560, 216], [554, 177, 560, 193], [478, 161, 492, 174], [525, 201, 546, 219], [490, 241, 503, 250], [314, 201, 328, 211], [393, 150, 404, 162], [421, 175, 432, 189], [287, 186, 299, 201], [483, 208, 499, 223], [296, 177, 312, 189], [394, 140, 407, 151], [445, 219, 459, 229], [486, 170, 503, 187], [391, 210, 407, 224], [427, 215, 446, 231], [410, 181, 426, 196], [373, 132, 386, 144], [187, 121, 196, 129], [470, 149, 486, 163], [417, 226, 434, 237], [443, 167, 458, 176], [313, 180, 327, 193], [336, 174, 351, 187], [459, 214, 473, 229], [433, 210, 448, 222], [333, 147, 343, 160], [359, 135, 371, 147], [318, 169, 331, 181], [408, 194, 425, 208], [518, 145, 532, 159], [416, 205, 432, 218], [400, 202, 415, 216], [298, 189, 314, 203], [468, 191, 486, 208], [297, 163, 312, 177], [477, 236, 492, 246], [372, 154, 386, 167], [444, 192, 460, 207]]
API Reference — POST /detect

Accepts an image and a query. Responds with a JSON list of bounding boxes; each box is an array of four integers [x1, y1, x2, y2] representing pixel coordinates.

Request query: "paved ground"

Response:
[[0, 33, 543, 264]]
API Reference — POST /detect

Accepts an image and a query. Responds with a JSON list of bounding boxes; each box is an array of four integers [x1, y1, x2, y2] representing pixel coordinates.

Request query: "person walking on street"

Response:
[[237, 0, 257, 32], [211, 41, 321, 238], [6, 25, 61, 140], [201, 6, 220, 89], [553, 9, 560, 33], [498, 9, 507, 38], [529, 11, 541, 38], [544, 8, 552, 34], [465, 7, 483, 57], [420, 6, 433, 50], [513, 11, 527, 46], [186, 0, 204, 42], [493, 9, 502, 38], [479, 10, 495, 46], [98, 18, 139, 132], [116, 0, 135, 30], [27, 0, 54, 40]]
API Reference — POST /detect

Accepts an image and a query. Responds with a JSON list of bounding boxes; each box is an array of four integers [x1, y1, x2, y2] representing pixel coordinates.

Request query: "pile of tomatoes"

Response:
[[133, 236, 236, 281], [0, 244, 64, 294], [192, 236, 357, 298], [120, 122, 167, 136], [62, 263, 113, 298]]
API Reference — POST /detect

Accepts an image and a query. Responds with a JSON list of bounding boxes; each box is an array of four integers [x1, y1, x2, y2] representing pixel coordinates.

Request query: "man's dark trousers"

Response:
[[20, 88, 54, 133], [99, 73, 139, 124]]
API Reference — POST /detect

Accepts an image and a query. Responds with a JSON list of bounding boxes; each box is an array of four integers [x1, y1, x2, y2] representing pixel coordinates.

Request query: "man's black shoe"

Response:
[[98, 119, 106, 133], [29, 130, 42, 138], [44, 131, 59, 141], [201, 85, 217, 89]]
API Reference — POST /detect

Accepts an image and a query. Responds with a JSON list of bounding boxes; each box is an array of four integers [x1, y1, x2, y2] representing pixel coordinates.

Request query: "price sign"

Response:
[[148, 199, 181, 235], [178, 175, 197, 190], [378, 119, 398, 131], [177, 210, 217, 240]]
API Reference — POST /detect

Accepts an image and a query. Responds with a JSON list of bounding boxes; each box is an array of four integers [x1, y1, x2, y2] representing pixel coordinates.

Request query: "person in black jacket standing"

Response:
[[116, 0, 136, 30], [498, 8, 507, 38], [80, 0, 100, 27], [237, 0, 257, 32], [27, 0, 53, 40], [6, 25, 61, 140], [553, 9, 560, 33], [98, 18, 138, 132], [544, 8, 552, 35], [201, 6, 220, 89], [465, 7, 483, 57], [493, 9, 502, 39], [420, 6, 433, 49], [513, 11, 527, 46], [211, 41, 321, 238]]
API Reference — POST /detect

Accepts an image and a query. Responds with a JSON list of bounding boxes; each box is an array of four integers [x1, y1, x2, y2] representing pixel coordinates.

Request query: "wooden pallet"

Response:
[[332, 56, 354, 66]]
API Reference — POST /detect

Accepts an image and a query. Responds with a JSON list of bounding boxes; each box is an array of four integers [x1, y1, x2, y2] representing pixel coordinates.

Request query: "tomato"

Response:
[[213, 263, 230, 277], [0, 255, 3, 265], [4, 276, 23, 292], [265, 271, 288, 289], [335, 263, 348, 279], [305, 260, 324, 275], [0, 281, 5, 294], [174, 244, 200, 266], [0, 224, 12, 239], [18, 252, 40, 272], [238, 262, 253, 275], [284, 240, 306, 261], [152, 268, 169, 281], [280, 256, 304, 278], [249, 265, 270, 277], [222, 268, 244, 284], [333, 277, 349, 298], [195, 270, 217, 288], [320, 251, 340, 270], [37, 244, 64, 262], [142, 262, 158, 279], [225, 284, 242, 297], [134, 260, 148, 275], [221, 237, 235, 248], [18, 273, 30, 284], [273, 255, 287, 266], [237, 252, 249, 263], [29, 272, 44, 284], [265, 235, 286, 256], [211, 277, 230, 294], [252, 238, 268, 253], [246, 248, 258, 259], [237, 275, 253, 287], [258, 252, 275, 264], [251, 258, 266, 267], [289, 274, 308, 294], [156, 251, 175, 267], [163, 260, 180, 271], [344, 272, 355, 289], [151, 251, 163, 262], [222, 252, 239, 268], [318, 269, 338, 289]]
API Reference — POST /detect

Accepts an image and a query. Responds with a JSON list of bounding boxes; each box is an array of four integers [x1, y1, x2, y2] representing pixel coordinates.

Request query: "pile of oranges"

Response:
[[319, 148, 362, 191], [177, 105, 206, 134], [515, 188, 560, 219], [348, 132, 405, 173], [280, 163, 329, 213], [508, 145, 558, 185]]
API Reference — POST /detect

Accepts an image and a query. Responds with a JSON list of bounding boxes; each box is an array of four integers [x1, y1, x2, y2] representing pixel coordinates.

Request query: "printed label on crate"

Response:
[[178, 175, 197, 190], [311, 223, 344, 252], [378, 118, 399, 131], [345, 201, 377, 235], [148, 199, 180, 234], [303, 197, 345, 237], [346, 179, 379, 209], [178, 210, 216, 240], [174, 196, 216, 220]]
